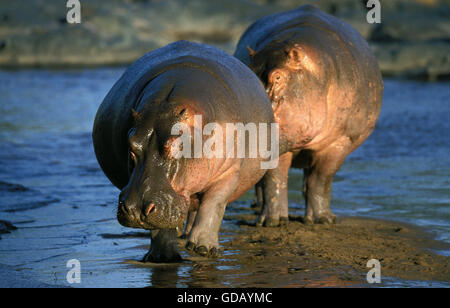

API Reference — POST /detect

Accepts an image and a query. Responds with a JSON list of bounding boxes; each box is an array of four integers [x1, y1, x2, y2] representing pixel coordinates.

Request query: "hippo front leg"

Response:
[[181, 209, 197, 239], [256, 152, 292, 227], [143, 229, 182, 263], [185, 174, 239, 257]]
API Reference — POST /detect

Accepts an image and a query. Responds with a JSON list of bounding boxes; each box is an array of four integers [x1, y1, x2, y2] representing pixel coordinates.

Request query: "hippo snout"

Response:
[[117, 192, 139, 228], [117, 189, 186, 230]]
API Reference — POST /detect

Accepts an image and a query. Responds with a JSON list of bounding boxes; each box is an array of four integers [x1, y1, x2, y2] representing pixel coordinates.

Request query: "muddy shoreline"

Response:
[[2, 214, 448, 288], [125, 214, 449, 287]]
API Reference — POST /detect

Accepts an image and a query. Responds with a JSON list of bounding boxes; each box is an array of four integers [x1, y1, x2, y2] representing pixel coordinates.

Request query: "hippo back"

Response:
[[234, 5, 382, 91]]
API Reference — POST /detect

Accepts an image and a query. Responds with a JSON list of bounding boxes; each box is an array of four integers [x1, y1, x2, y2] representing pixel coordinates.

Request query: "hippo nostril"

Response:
[[145, 203, 156, 216], [119, 200, 130, 215]]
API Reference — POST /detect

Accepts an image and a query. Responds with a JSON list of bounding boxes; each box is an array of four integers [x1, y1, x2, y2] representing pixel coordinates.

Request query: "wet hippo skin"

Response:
[[93, 41, 274, 261], [234, 5, 383, 226]]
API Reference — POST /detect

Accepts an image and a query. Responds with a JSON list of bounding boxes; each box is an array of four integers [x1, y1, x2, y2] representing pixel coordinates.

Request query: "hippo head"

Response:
[[117, 104, 189, 230], [248, 43, 323, 106]]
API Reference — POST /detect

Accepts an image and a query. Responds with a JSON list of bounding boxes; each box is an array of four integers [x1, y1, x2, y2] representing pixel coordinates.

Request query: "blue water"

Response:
[[0, 68, 448, 287]]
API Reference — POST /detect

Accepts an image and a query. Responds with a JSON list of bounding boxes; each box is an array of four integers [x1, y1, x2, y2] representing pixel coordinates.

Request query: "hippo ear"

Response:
[[164, 118, 194, 160], [131, 108, 142, 123], [286, 45, 304, 70], [286, 44, 316, 73], [158, 106, 197, 159], [174, 106, 198, 127], [246, 45, 257, 58]]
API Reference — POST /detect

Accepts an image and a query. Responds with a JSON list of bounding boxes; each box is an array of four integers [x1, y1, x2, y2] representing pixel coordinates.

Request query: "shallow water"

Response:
[[0, 68, 449, 287]]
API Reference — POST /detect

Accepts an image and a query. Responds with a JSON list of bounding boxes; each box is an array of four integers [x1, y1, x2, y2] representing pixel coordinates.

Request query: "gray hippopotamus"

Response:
[[234, 5, 383, 226], [93, 41, 276, 261]]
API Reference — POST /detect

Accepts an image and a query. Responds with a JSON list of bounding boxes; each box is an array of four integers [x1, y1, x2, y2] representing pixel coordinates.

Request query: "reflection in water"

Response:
[[188, 262, 228, 288], [0, 69, 448, 287], [149, 264, 181, 288], [132, 260, 232, 287]]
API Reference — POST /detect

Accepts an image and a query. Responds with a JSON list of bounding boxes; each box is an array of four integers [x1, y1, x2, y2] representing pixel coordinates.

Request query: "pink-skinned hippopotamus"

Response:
[[234, 5, 383, 226], [93, 41, 276, 261]]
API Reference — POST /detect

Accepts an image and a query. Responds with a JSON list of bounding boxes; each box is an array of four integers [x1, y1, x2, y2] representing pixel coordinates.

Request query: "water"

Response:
[[0, 68, 448, 287]]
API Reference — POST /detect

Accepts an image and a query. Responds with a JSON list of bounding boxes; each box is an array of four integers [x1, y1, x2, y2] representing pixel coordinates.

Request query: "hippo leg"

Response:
[[181, 209, 197, 239], [143, 229, 182, 263], [303, 140, 350, 224], [182, 194, 200, 238], [186, 174, 239, 257], [250, 179, 264, 208], [256, 152, 293, 227]]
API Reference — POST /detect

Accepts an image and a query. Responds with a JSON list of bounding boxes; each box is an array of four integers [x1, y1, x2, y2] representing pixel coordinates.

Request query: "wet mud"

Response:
[[126, 210, 449, 287]]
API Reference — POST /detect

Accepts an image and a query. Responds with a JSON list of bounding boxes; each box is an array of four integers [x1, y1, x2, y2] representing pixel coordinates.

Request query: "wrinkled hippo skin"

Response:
[[93, 41, 274, 260], [234, 5, 383, 226]]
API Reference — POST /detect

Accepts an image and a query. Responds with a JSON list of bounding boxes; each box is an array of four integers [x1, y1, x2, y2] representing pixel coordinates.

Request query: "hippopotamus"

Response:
[[234, 5, 383, 226], [92, 41, 275, 261]]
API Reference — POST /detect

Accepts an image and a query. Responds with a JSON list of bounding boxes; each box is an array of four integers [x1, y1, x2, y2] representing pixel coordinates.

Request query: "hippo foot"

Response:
[[185, 241, 219, 258], [279, 217, 289, 226], [142, 229, 182, 263], [304, 213, 337, 225], [185, 224, 221, 258], [142, 248, 182, 263], [256, 216, 278, 227], [256, 216, 288, 227]]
